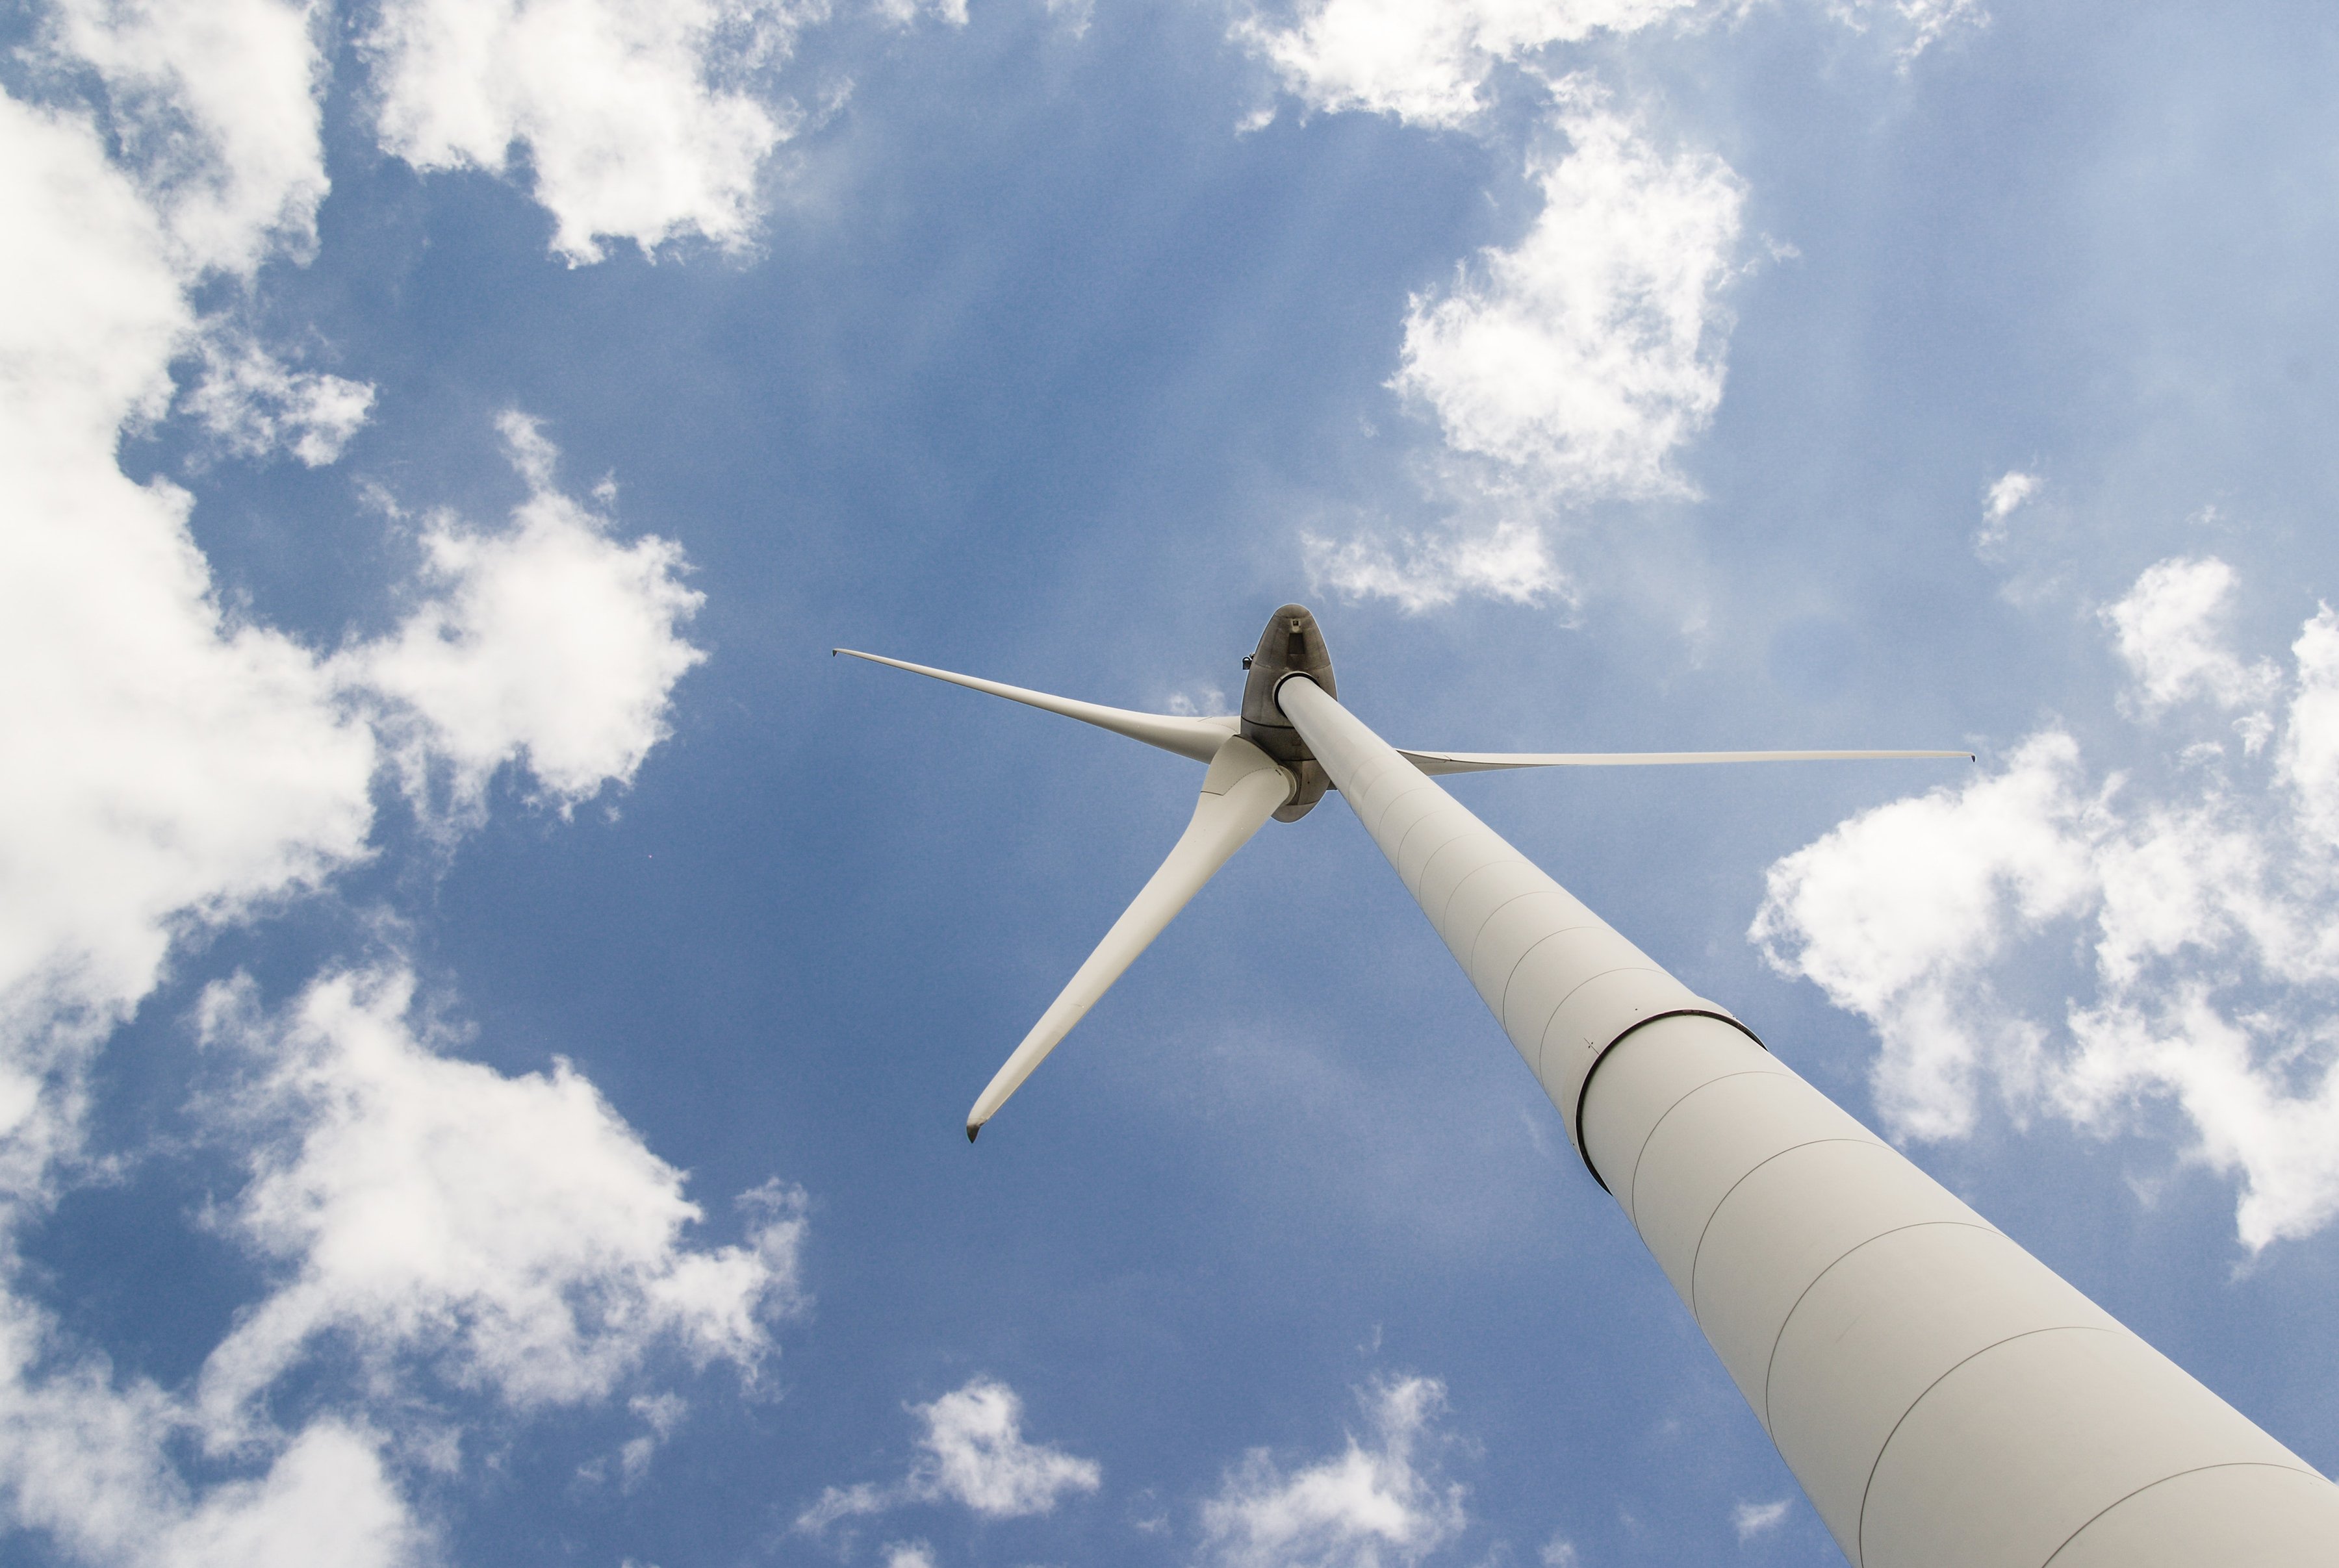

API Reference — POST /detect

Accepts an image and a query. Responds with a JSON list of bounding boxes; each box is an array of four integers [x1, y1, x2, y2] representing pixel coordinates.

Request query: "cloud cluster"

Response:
[[367, 0, 819, 263], [1755, 555, 2339, 1248], [1312, 85, 1745, 609], [798, 1377, 1102, 1532], [182, 334, 376, 467], [45, 0, 331, 273], [0, 1389, 419, 1568], [344, 412, 706, 826], [1197, 1376, 1466, 1568], [1, 10, 767, 1556], [1239, 0, 1698, 129], [196, 969, 805, 1437], [1392, 86, 1743, 501]]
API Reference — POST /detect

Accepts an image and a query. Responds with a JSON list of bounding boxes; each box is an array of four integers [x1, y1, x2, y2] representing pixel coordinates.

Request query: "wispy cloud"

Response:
[[798, 1378, 1101, 1533], [1197, 1376, 1466, 1568], [1238, 0, 1699, 130]]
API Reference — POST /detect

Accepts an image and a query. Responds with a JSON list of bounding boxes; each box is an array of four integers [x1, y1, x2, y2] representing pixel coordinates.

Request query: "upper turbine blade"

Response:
[[835, 648, 1237, 764], [965, 735, 1294, 1139], [1396, 747, 1974, 776]]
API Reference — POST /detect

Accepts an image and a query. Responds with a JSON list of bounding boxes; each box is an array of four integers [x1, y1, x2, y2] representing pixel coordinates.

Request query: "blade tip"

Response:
[[965, 1122, 980, 1143]]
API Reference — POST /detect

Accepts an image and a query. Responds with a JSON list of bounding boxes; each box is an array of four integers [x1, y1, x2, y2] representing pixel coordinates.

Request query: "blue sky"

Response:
[[6, 0, 2339, 1564]]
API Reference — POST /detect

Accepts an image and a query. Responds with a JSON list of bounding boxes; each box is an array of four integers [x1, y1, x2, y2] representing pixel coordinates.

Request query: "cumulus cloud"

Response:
[[797, 1377, 1101, 1532], [1319, 83, 1743, 612], [1393, 86, 1742, 498], [1755, 555, 2339, 1248], [194, 967, 806, 1437], [1731, 1498, 1791, 1540], [1197, 1376, 1466, 1568], [0, 93, 377, 1212], [44, 0, 331, 273], [366, 0, 819, 264], [339, 413, 707, 825], [1, 11, 750, 1563], [1238, 0, 1698, 129], [2099, 556, 2279, 717], [0, 1352, 424, 1568]]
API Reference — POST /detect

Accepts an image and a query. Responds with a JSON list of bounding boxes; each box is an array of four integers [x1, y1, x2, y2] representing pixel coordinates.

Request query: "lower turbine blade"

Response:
[[965, 736, 1294, 1139]]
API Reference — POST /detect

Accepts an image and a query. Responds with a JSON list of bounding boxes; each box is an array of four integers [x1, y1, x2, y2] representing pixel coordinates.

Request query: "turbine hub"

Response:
[[1240, 604, 1335, 821]]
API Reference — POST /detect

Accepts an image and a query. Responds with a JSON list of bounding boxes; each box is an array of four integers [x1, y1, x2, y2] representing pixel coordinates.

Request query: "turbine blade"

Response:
[[965, 736, 1294, 1139], [835, 648, 1237, 764], [1396, 747, 1974, 776]]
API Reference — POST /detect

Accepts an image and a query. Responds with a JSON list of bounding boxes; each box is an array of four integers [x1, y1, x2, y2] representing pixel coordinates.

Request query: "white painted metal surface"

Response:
[[963, 734, 1294, 1138], [1274, 672, 2339, 1568], [834, 647, 1240, 763], [1398, 746, 1973, 775]]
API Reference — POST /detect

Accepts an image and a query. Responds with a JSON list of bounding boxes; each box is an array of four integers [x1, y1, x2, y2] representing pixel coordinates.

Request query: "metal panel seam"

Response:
[[2036, 1462, 2333, 1568], [1571, 1009, 1768, 1193], [1422, 835, 1502, 931], [1854, 1325, 2123, 1567], [1526, 964, 1667, 1080], [1431, 850, 1506, 939], [1618, 1068, 1794, 1230], [1396, 813, 1468, 892], [1361, 774, 1434, 839], [1757, 1220, 2003, 1432], [1688, 1138, 1882, 1334], [1496, 923, 1610, 1039], [1457, 887, 1548, 977]]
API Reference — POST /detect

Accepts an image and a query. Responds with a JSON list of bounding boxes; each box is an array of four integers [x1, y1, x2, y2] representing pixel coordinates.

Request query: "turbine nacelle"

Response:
[[1239, 603, 1335, 821], [834, 603, 1969, 1139]]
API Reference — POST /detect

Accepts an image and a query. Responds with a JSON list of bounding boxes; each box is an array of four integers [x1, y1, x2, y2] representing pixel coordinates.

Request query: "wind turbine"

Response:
[[838, 605, 2339, 1568]]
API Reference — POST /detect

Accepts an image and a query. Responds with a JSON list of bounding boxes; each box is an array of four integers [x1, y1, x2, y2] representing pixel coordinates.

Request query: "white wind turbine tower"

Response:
[[838, 605, 2339, 1568]]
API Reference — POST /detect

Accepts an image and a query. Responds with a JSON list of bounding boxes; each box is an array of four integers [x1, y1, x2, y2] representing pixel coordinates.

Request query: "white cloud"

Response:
[[1322, 84, 1743, 613], [1730, 1497, 1791, 1541], [797, 1377, 1101, 1532], [366, 0, 817, 264], [1755, 557, 2339, 1248], [1392, 86, 1743, 499], [1537, 1535, 1579, 1567], [339, 413, 707, 825], [882, 1541, 938, 1568], [149, 1421, 423, 1568], [1, 20, 744, 1565], [1748, 731, 2101, 1140], [183, 333, 376, 467], [45, 0, 330, 274], [193, 967, 806, 1437], [0, 92, 377, 1204], [0, 1290, 426, 1568], [1975, 468, 2039, 550], [2101, 556, 2278, 716], [1306, 515, 1568, 614], [1197, 1376, 1466, 1568], [1828, 0, 1988, 66], [1984, 469, 2039, 524], [1238, 0, 1698, 129]]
